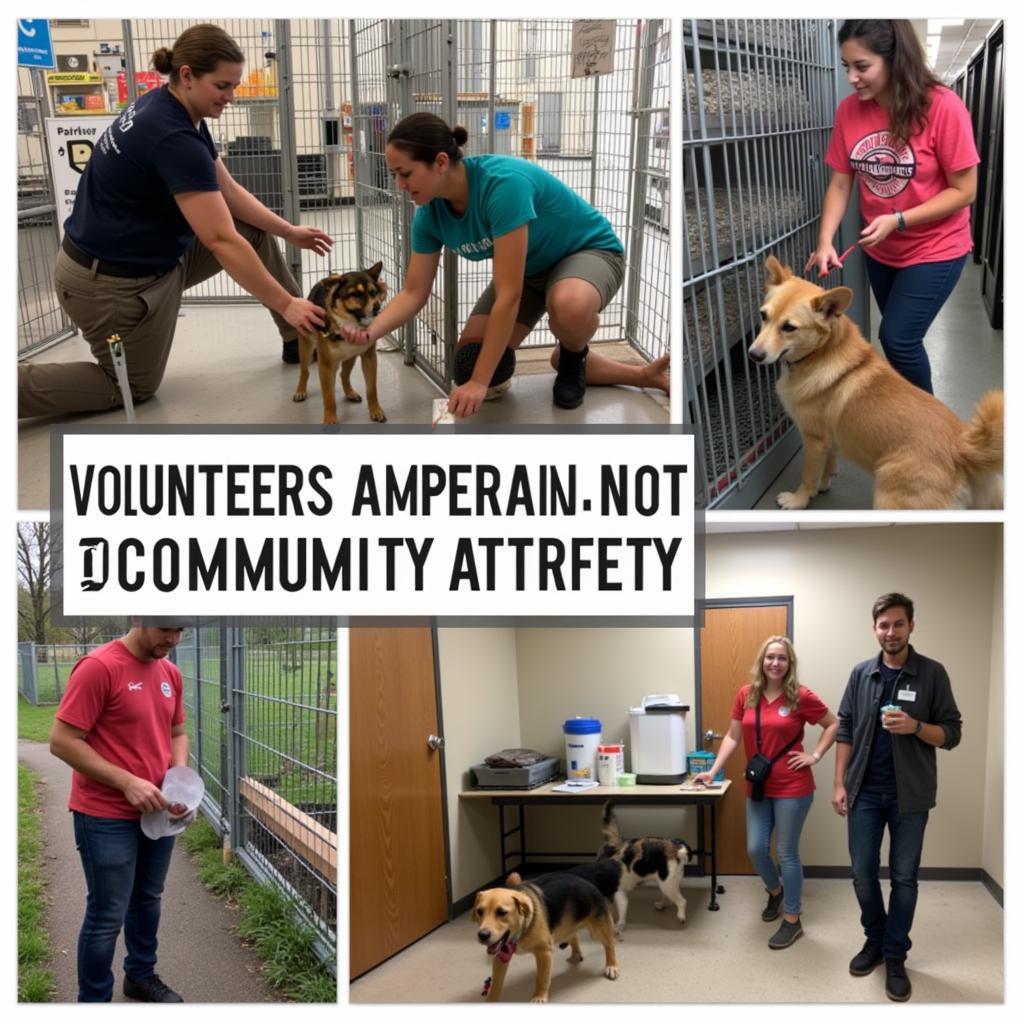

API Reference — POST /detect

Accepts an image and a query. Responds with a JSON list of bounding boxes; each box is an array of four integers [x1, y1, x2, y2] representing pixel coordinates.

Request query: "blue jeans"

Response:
[[73, 812, 176, 1002], [847, 789, 929, 961], [745, 793, 813, 915], [865, 253, 968, 394]]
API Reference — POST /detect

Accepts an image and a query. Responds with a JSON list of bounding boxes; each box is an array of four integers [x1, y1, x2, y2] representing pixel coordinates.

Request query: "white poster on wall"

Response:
[[45, 115, 116, 233], [571, 20, 616, 78]]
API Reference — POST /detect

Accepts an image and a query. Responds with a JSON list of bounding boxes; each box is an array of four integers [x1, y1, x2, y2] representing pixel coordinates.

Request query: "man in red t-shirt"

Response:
[[50, 618, 189, 1003]]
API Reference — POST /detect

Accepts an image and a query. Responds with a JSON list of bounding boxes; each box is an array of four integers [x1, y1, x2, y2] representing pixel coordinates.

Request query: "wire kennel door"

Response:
[[683, 19, 839, 509], [351, 18, 671, 390], [17, 66, 75, 357]]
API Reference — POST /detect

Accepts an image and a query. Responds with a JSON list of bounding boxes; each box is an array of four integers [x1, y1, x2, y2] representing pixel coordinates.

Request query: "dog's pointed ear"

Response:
[[367, 261, 384, 280], [512, 893, 533, 918], [765, 255, 792, 286], [813, 287, 853, 320], [505, 871, 522, 886]]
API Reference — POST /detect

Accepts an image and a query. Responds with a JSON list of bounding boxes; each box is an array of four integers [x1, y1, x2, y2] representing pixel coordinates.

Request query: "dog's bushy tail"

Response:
[[961, 390, 1003, 504], [601, 801, 622, 847]]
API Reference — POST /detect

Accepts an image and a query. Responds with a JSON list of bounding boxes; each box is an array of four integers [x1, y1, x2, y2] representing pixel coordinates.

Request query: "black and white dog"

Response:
[[567, 801, 692, 935]]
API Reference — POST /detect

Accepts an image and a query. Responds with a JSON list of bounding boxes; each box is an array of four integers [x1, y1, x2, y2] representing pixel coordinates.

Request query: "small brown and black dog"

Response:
[[292, 263, 387, 425], [586, 800, 692, 933], [748, 255, 1003, 510], [473, 870, 620, 1002]]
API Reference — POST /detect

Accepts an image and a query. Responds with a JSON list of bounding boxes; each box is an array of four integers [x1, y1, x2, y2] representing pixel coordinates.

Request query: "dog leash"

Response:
[[811, 240, 860, 279]]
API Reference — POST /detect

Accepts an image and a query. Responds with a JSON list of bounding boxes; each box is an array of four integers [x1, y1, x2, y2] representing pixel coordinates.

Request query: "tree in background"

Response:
[[17, 522, 52, 644]]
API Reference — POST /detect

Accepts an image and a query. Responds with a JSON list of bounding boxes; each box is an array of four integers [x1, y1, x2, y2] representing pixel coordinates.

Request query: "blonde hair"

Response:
[[745, 635, 801, 710]]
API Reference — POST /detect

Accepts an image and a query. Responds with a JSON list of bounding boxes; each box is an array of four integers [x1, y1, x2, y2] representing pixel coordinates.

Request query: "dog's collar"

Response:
[[783, 350, 812, 367]]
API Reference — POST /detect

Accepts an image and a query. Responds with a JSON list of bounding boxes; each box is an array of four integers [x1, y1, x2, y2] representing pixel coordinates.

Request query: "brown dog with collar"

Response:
[[473, 870, 620, 1002], [292, 263, 387, 425]]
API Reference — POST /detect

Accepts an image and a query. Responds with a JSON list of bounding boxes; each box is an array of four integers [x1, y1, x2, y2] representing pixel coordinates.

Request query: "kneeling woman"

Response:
[[350, 113, 668, 418], [694, 636, 838, 949]]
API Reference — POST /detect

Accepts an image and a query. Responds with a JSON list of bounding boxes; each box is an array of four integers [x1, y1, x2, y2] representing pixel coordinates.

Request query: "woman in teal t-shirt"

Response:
[[347, 113, 669, 418]]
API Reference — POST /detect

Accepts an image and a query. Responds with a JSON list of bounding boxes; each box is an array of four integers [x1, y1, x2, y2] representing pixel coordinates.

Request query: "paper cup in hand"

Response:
[[141, 766, 205, 839]]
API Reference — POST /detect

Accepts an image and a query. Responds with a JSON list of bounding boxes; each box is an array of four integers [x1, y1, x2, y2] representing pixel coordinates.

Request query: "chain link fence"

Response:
[[18, 623, 338, 966]]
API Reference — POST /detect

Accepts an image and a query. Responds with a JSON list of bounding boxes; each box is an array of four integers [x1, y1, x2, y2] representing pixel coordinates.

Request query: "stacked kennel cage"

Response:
[[953, 22, 1002, 330], [683, 19, 868, 509]]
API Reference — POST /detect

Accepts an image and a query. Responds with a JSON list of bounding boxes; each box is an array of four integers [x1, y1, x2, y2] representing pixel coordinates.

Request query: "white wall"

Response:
[[436, 627, 521, 901], [983, 529, 1004, 889], [440, 524, 1003, 899]]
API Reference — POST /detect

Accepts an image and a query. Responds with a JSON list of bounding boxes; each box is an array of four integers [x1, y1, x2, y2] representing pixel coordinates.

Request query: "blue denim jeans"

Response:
[[745, 793, 813, 915], [73, 812, 176, 1002], [847, 789, 929, 961], [865, 253, 968, 395]]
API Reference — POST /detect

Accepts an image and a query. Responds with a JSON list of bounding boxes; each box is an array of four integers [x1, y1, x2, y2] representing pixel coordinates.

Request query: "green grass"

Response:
[[18, 765, 55, 1002], [18, 699, 57, 743], [180, 818, 336, 1002]]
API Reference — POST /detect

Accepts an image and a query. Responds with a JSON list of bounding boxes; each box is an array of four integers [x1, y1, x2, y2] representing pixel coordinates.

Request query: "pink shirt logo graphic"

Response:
[[848, 131, 915, 199]]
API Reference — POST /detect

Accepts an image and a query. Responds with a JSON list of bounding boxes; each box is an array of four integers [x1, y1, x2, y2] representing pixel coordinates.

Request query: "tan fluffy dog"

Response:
[[292, 263, 387, 425], [472, 871, 620, 1002], [748, 256, 1003, 510]]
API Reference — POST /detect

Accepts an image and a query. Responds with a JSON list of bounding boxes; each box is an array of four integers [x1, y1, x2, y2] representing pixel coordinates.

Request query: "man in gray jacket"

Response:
[[832, 592, 961, 1003]]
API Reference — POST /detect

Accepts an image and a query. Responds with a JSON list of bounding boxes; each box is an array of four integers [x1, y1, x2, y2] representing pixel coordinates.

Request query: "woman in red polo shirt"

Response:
[[806, 20, 980, 395], [694, 636, 838, 950]]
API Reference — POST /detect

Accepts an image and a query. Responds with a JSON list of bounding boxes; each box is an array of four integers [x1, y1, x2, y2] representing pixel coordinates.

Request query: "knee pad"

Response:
[[453, 341, 516, 387]]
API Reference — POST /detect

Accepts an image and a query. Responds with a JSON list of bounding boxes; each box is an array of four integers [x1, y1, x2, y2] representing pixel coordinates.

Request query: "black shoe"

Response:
[[123, 974, 184, 1003], [552, 344, 588, 409], [884, 958, 912, 1002], [762, 887, 784, 922], [849, 939, 884, 976], [452, 341, 516, 389]]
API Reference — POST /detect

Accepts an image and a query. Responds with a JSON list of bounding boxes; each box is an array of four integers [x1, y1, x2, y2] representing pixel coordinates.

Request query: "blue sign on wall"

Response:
[[18, 19, 55, 68], [495, 111, 511, 130]]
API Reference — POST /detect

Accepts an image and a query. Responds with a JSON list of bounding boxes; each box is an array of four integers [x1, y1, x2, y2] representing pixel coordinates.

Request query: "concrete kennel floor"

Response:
[[752, 259, 1003, 510], [349, 874, 1002, 1004], [17, 305, 669, 510]]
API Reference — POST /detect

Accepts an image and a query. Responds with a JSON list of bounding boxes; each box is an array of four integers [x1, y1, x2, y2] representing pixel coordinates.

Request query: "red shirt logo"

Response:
[[849, 131, 916, 199]]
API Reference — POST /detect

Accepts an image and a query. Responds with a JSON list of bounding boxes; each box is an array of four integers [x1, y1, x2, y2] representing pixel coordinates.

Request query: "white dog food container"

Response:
[[563, 717, 602, 779]]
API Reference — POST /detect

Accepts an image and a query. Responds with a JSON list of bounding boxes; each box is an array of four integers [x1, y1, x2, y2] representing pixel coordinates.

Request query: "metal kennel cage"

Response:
[[18, 18, 670, 394], [682, 19, 868, 509]]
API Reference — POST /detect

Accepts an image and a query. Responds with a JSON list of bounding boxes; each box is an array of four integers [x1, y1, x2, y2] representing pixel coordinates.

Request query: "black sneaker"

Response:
[[123, 974, 184, 1003], [849, 939, 884, 976], [884, 958, 912, 1002], [762, 887, 784, 922], [768, 918, 803, 949], [552, 344, 588, 409]]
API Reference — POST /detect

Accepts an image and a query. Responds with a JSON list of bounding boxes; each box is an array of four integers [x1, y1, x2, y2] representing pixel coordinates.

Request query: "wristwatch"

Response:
[[913, 720, 922, 735]]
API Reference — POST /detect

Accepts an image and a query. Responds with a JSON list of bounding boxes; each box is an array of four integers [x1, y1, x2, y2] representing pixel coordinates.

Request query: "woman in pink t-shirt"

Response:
[[694, 636, 838, 951], [805, 21, 980, 394]]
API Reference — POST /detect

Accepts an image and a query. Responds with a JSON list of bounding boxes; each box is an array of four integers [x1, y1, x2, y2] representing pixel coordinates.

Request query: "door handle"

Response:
[[704, 729, 723, 744], [427, 734, 445, 751]]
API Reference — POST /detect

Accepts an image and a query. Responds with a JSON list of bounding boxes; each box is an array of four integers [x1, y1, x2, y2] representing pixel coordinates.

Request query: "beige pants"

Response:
[[19, 221, 300, 419]]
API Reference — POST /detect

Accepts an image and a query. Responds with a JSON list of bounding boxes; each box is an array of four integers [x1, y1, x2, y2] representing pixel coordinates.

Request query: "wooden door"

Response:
[[698, 603, 789, 875], [349, 626, 448, 979]]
